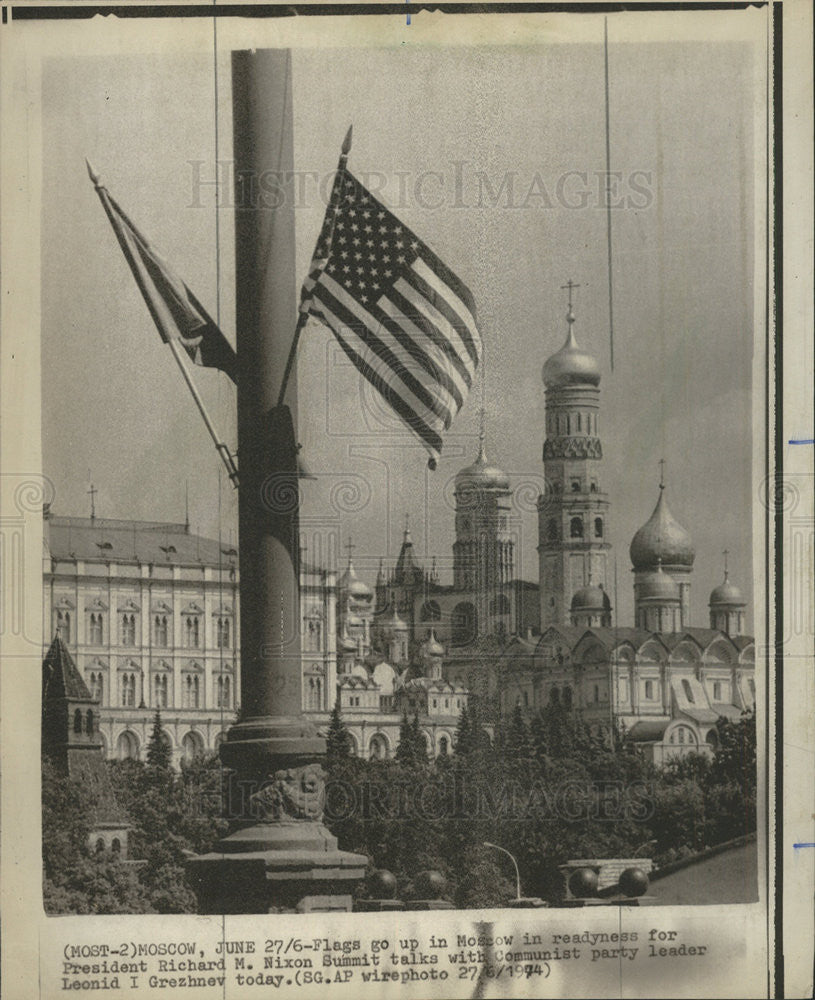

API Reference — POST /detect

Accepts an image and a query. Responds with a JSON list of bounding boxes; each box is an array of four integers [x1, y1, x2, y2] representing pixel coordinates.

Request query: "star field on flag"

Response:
[[299, 167, 482, 469]]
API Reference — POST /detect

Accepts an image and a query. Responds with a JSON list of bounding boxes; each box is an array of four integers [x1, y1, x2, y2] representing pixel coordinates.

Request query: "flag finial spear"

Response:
[[341, 125, 353, 157], [85, 158, 102, 188]]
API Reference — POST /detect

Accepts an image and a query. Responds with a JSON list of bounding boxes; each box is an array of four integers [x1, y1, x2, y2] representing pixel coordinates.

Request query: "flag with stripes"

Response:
[[87, 161, 238, 384], [299, 168, 482, 469]]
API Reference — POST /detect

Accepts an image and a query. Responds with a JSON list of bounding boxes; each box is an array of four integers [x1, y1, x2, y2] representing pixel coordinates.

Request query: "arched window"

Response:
[[420, 600, 441, 622], [590, 482, 598, 493], [571, 481, 581, 493], [547, 519, 559, 541], [549, 686, 560, 705], [111, 838, 121, 855], [184, 674, 200, 709], [88, 671, 103, 702], [185, 616, 200, 649], [216, 617, 231, 649], [439, 735, 449, 756], [117, 730, 139, 760], [522, 689, 529, 707], [563, 686, 573, 709], [154, 615, 168, 647], [96, 838, 105, 854], [121, 672, 137, 708], [570, 517, 583, 539], [712, 680, 722, 701], [645, 679, 654, 700], [682, 678, 694, 703], [576, 413, 582, 431], [216, 675, 232, 709], [593, 684, 600, 703], [594, 518, 603, 538], [89, 613, 103, 646], [86, 709, 94, 734], [369, 734, 387, 760], [56, 610, 72, 642], [305, 618, 321, 652], [73, 709, 83, 734], [121, 614, 136, 646], [182, 731, 204, 763], [451, 602, 477, 646], [154, 673, 168, 708]]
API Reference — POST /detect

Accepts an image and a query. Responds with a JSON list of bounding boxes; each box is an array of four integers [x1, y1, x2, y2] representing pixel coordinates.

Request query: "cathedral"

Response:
[[42, 290, 754, 765]]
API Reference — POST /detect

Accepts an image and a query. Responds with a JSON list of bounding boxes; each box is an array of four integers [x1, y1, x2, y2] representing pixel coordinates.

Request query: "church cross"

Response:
[[723, 548, 729, 576], [658, 458, 666, 490], [344, 536, 355, 562], [87, 483, 97, 520], [560, 279, 581, 311]]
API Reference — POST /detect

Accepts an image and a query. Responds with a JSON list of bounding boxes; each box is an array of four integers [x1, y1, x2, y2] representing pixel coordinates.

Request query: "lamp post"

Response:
[[484, 841, 521, 901]]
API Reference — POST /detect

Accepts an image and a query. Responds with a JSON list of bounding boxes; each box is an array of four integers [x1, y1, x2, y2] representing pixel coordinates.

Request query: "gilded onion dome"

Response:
[[381, 606, 408, 638], [570, 584, 606, 612], [542, 305, 601, 389], [638, 561, 680, 601], [339, 558, 372, 599], [421, 629, 445, 657], [455, 418, 509, 492], [630, 486, 695, 571], [710, 571, 745, 608]]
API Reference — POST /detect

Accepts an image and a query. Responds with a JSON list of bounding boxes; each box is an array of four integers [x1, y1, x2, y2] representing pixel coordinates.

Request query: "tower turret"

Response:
[[537, 283, 610, 628], [709, 550, 746, 635], [453, 411, 515, 636]]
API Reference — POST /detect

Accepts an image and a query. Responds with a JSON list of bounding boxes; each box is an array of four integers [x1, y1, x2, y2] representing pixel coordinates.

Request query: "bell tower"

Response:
[[537, 283, 611, 628]]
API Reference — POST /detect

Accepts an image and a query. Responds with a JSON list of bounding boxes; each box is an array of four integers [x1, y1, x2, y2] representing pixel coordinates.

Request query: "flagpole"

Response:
[[166, 337, 240, 486], [276, 124, 353, 408]]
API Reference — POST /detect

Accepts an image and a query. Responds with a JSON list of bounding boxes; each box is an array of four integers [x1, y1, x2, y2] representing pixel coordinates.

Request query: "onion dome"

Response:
[[339, 558, 372, 599], [630, 485, 695, 571], [542, 305, 601, 389], [570, 584, 607, 612], [421, 629, 444, 657], [381, 606, 408, 638], [638, 561, 680, 601], [338, 628, 358, 653], [454, 417, 509, 492], [710, 571, 745, 608]]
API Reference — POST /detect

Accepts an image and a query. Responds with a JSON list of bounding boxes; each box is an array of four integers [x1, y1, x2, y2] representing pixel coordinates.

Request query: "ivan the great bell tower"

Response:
[[537, 283, 611, 628]]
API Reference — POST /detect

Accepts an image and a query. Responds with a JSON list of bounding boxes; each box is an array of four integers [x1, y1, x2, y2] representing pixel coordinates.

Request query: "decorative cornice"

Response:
[[543, 436, 603, 460]]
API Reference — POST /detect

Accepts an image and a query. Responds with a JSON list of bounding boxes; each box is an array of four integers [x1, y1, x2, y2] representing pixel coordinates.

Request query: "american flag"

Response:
[[299, 167, 482, 469]]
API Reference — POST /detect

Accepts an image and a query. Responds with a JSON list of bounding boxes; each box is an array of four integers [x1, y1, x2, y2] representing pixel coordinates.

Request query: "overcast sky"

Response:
[[40, 14, 765, 628]]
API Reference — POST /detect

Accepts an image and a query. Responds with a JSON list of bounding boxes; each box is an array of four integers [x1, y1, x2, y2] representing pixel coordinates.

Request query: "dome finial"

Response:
[[344, 535, 356, 569], [658, 458, 666, 491], [561, 278, 580, 327], [477, 406, 487, 463], [722, 547, 730, 581]]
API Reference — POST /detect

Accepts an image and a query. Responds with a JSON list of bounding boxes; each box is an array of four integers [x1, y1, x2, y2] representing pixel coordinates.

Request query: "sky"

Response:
[[40, 14, 765, 629]]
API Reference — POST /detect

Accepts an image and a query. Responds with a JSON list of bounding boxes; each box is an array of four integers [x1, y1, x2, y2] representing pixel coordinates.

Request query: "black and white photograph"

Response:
[[1, 2, 812, 997]]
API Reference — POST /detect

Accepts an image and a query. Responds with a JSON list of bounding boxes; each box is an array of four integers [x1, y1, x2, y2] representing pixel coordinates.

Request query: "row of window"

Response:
[[115, 728, 218, 761], [54, 610, 232, 650], [547, 411, 598, 437], [546, 517, 604, 541], [88, 669, 232, 709]]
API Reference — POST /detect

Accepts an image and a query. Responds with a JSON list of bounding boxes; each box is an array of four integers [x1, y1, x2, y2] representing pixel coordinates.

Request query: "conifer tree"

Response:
[[146, 710, 172, 770], [454, 704, 472, 756], [326, 697, 352, 766]]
